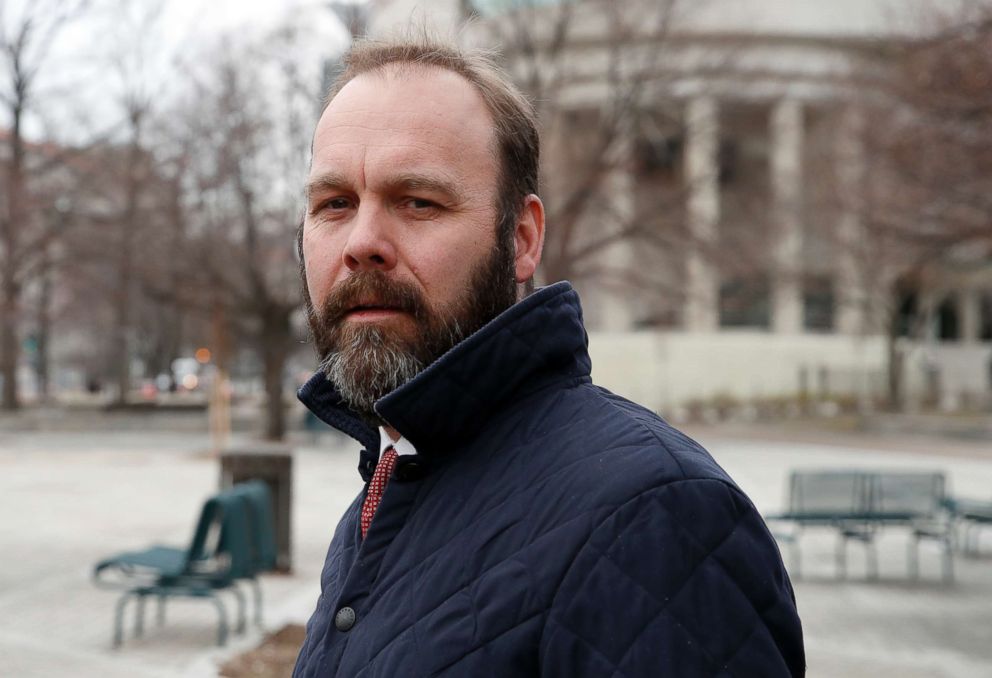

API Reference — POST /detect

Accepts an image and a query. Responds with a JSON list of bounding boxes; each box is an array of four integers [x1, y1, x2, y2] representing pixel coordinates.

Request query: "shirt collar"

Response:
[[379, 426, 417, 457]]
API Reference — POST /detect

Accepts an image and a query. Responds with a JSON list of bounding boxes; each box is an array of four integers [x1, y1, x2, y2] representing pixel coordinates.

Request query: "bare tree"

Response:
[[102, 0, 163, 404], [463, 0, 756, 328], [857, 7, 992, 406], [0, 0, 86, 409], [165, 25, 320, 439]]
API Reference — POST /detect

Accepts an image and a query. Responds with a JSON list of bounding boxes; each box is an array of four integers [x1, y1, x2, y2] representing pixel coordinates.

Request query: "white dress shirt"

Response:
[[378, 426, 417, 458]]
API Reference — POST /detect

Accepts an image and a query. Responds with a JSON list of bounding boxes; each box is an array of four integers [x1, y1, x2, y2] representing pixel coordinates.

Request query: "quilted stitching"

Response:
[[358, 505, 608, 667], [544, 481, 745, 672], [294, 283, 804, 677]]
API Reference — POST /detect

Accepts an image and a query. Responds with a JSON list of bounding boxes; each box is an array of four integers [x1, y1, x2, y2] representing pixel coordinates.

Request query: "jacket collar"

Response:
[[298, 281, 591, 468]]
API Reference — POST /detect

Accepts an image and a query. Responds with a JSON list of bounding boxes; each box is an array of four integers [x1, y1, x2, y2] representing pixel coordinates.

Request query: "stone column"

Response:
[[599, 132, 637, 331], [959, 289, 981, 343], [770, 99, 804, 334], [835, 105, 867, 335], [684, 97, 719, 332]]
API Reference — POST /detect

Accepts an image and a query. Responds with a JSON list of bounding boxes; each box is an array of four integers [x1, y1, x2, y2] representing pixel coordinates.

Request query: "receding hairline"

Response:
[[325, 60, 491, 114], [322, 37, 513, 105], [316, 61, 503, 179], [323, 61, 493, 109]]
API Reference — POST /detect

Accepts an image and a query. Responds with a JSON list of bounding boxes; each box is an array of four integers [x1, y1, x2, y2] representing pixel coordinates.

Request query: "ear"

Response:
[[513, 194, 545, 284]]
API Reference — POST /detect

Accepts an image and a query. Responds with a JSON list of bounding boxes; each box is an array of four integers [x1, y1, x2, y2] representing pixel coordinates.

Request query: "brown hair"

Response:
[[323, 36, 540, 245]]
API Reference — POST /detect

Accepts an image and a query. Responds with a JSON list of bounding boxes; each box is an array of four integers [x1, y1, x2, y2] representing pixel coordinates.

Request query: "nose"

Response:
[[342, 203, 397, 272]]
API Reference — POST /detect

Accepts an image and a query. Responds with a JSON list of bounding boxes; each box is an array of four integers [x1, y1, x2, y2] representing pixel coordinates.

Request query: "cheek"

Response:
[[408, 231, 492, 303], [302, 229, 342, 307]]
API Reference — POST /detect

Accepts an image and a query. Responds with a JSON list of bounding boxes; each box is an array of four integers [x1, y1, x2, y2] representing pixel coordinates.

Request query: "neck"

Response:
[[383, 425, 401, 443]]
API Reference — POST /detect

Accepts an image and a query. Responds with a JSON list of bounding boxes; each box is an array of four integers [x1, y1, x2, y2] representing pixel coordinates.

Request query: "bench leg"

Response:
[[134, 593, 147, 637], [961, 524, 972, 556], [835, 534, 846, 580], [157, 595, 167, 626], [209, 594, 229, 646], [942, 536, 955, 585], [250, 578, 263, 627], [113, 592, 133, 649], [867, 539, 878, 581], [232, 586, 247, 634], [908, 537, 919, 581]]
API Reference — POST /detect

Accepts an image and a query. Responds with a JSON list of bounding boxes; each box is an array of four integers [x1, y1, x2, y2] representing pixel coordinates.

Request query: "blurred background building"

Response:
[[371, 0, 992, 415]]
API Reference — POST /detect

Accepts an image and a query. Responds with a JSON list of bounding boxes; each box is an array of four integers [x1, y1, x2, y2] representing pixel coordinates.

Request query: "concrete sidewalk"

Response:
[[0, 430, 361, 678], [1, 427, 991, 677]]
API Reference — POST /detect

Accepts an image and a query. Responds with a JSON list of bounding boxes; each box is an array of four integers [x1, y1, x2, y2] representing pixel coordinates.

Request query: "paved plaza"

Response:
[[1, 422, 991, 677]]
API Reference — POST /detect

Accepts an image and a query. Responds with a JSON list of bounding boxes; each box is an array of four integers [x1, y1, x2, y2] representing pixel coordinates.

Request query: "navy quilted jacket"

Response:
[[295, 282, 804, 677]]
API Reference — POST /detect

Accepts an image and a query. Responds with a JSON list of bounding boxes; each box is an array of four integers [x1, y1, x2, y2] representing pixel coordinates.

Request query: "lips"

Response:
[[318, 271, 426, 328], [347, 301, 402, 313], [344, 301, 408, 321]]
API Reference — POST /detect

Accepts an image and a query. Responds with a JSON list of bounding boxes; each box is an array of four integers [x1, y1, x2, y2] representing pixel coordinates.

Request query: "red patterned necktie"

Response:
[[360, 447, 399, 538]]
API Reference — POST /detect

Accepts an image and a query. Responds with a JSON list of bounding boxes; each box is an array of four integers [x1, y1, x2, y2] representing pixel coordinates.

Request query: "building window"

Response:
[[893, 278, 918, 337], [803, 275, 834, 332], [981, 293, 992, 341], [936, 297, 959, 341], [634, 136, 683, 179], [718, 139, 738, 185], [719, 275, 770, 328]]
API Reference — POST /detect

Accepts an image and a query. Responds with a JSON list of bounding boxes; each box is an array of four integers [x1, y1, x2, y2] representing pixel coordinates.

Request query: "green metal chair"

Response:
[[94, 481, 275, 647], [226, 481, 278, 625]]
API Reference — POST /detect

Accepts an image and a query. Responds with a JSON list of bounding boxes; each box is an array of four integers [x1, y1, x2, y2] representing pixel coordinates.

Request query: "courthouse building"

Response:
[[366, 0, 992, 412]]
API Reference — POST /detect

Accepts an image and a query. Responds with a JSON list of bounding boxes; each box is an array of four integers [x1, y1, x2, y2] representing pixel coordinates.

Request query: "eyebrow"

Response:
[[305, 172, 350, 202], [305, 171, 466, 205], [387, 173, 464, 204]]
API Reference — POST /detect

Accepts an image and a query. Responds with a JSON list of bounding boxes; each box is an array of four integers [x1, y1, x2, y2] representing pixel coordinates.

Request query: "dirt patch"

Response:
[[219, 624, 306, 678]]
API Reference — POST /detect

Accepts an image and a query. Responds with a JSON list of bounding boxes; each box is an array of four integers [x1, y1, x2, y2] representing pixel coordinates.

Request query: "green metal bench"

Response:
[[93, 480, 277, 647], [765, 470, 874, 579], [869, 472, 952, 582], [766, 470, 952, 582]]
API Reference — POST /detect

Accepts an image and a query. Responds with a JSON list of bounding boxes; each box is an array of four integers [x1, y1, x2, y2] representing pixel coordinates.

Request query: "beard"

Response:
[[305, 236, 517, 425]]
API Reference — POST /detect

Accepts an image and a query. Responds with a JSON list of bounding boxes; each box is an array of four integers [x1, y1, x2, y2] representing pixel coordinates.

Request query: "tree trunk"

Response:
[[113, 124, 145, 405], [35, 248, 52, 402], [1, 101, 26, 411], [886, 319, 903, 412], [261, 310, 291, 441], [0, 276, 19, 410], [263, 343, 287, 441], [112, 239, 133, 404]]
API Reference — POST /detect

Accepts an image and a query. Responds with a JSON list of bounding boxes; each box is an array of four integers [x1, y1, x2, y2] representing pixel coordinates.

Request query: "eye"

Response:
[[311, 196, 353, 215], [400, 197, 441, 216], [408, 198, 434, 209]]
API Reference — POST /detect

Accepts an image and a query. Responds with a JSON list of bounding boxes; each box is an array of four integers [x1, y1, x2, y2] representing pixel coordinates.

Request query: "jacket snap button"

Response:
[[334, 606, 356, 632]]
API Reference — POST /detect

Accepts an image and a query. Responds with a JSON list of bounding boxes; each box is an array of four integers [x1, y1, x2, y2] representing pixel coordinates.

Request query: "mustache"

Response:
[[318, 271, 428, 327]]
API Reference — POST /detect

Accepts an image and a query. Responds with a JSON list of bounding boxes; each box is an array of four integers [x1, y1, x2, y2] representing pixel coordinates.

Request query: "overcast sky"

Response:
[[6, 0, 358, 142]]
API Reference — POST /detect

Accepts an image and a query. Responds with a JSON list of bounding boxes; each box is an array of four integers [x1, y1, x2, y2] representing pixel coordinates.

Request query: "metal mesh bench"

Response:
[[767, 470, 952, 582]]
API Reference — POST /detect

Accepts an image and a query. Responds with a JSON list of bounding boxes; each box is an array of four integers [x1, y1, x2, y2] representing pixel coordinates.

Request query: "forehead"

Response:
[[311, 65, 498, 183]]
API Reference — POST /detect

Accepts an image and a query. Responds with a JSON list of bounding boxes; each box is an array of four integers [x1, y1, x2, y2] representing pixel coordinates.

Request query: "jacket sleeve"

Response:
[[539, 478, 805, 677]]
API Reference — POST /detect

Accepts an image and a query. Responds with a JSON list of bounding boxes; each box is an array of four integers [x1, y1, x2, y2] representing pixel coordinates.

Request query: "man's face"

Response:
[[302, 66, 517, 420]]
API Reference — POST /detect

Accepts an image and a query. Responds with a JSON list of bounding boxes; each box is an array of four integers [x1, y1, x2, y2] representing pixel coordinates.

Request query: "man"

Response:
[[294, 36, 804, 677]]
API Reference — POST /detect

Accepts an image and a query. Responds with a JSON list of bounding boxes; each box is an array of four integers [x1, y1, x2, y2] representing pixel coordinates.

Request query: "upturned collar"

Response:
[[297, 281, 592, 478]]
